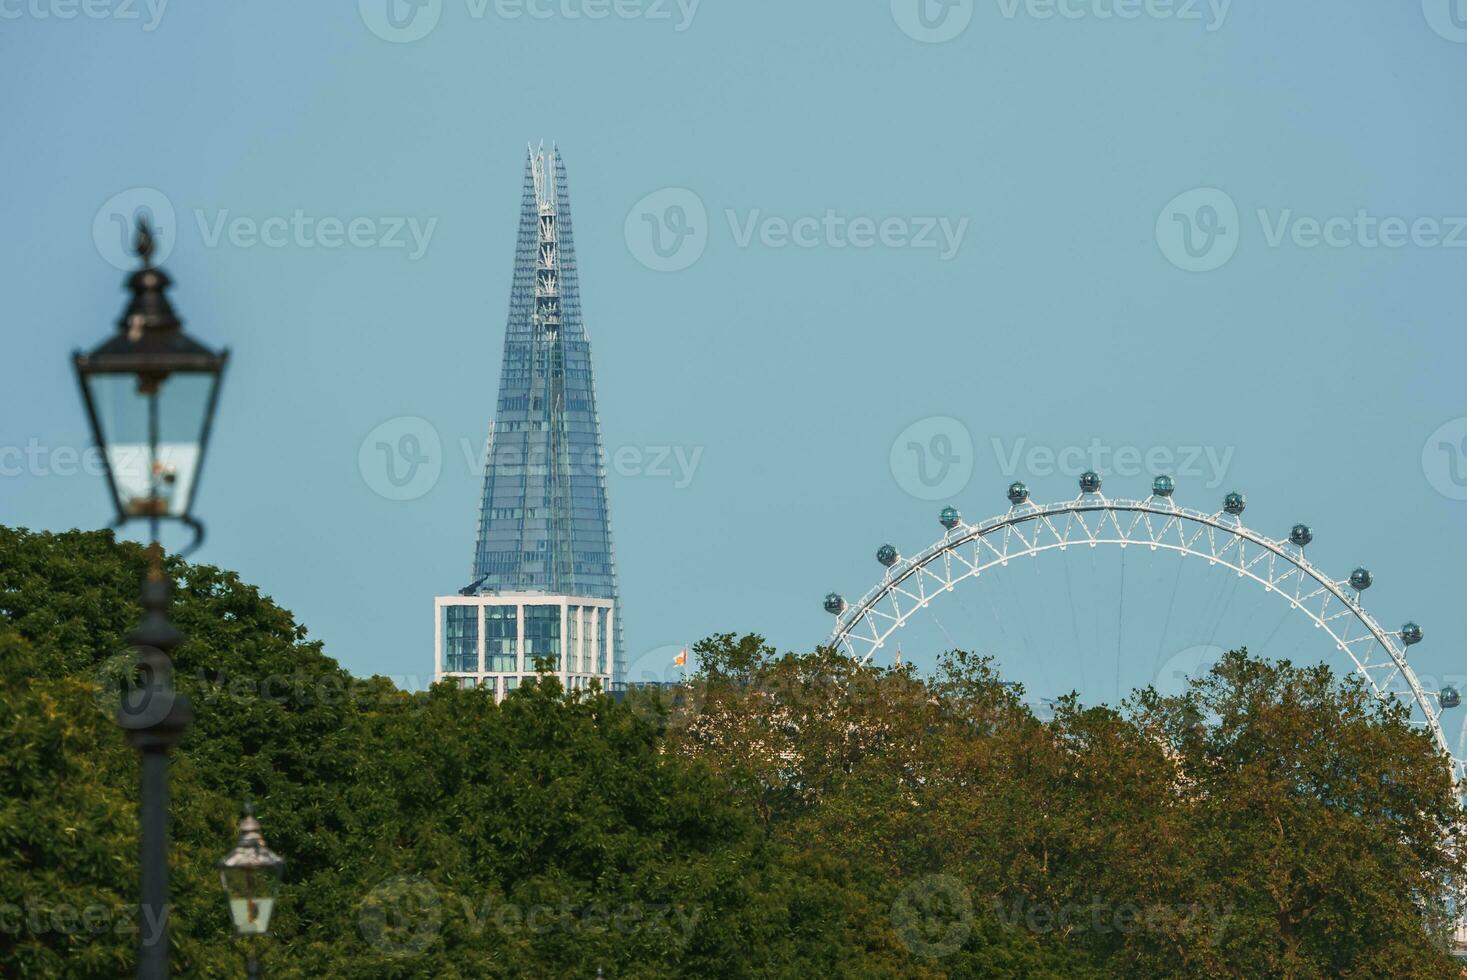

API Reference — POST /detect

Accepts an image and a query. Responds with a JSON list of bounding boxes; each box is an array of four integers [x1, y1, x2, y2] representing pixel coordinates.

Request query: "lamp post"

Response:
[[74, 219, 228, 978], [218, 804, 285, 979]]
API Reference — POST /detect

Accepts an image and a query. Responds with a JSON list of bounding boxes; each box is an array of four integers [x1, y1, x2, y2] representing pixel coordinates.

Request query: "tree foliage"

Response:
[[1, 528, 1462, 977]]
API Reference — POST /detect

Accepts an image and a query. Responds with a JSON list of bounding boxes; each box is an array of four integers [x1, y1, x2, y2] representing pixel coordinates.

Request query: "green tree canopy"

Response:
[[1, 529, 1462, 977]]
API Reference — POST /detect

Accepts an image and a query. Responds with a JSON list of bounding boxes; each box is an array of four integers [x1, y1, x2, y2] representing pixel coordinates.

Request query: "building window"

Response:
[[567, 606, 582, 672], [523, 605, 561, 670], [485, 604, 518, 673], [444, 606, 479, 673], [597, 607, 609, 676]]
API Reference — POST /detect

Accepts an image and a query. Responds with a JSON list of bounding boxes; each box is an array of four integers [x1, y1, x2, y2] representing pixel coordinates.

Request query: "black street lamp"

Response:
[[74, 219, 228, 979], [218, 804, 285, 979], [74, 220, 228, 551]]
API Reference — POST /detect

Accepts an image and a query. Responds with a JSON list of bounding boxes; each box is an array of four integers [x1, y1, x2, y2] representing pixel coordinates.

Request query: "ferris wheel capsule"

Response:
[[877, 544, 899, 567], [939, 506, 961, 530], [1401, 622, 1423, 646], [1152, 475, 1175, 497], [1223, 492, 1246, 516], [823, 592, 846, 615], [1008, 481, 1030, 505], [1289, 524, 1313, 547], [1349, 567, 1373, 592], [1079, 471, 1102, 494], [1441, 686, 1461, 710]]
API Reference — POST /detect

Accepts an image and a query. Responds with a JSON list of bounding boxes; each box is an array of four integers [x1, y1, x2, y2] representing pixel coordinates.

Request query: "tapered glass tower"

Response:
[[435, 144, 624, 695]]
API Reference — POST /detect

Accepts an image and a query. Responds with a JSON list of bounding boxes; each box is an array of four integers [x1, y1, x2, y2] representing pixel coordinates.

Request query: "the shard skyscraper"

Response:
[[434, 144, 623, 694]]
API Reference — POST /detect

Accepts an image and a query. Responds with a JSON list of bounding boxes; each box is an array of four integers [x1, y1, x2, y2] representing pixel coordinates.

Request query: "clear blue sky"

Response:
[[3, 3, 1465, 736]]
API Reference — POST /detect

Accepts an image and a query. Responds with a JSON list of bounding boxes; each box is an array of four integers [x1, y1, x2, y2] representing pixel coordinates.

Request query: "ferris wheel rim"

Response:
[[825, 490, 1455, 773]]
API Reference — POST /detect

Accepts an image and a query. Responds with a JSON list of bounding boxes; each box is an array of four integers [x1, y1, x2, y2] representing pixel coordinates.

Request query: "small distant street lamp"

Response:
[[218, 804, 286, 979], [74, 219, 229, 979]]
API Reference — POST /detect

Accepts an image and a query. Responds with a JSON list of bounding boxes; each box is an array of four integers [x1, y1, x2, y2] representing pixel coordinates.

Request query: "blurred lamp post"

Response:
[[218, 804, 285, 979], [73, 219, 229, 979]]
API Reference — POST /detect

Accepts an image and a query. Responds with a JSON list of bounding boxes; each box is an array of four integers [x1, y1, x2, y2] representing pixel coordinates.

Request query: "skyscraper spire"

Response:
[[466, 143, 623, 681]]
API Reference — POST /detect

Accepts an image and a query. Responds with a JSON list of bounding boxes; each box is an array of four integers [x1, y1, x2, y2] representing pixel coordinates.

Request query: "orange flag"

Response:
[[674, 646, 687, 667]]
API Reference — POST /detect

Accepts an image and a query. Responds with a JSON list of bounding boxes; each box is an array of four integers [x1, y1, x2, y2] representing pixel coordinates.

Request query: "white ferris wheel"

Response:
[[823, 472, 1461, 783]]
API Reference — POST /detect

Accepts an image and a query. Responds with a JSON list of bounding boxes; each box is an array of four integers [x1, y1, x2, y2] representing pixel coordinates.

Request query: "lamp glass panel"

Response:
[[85, 371, 214, 517]]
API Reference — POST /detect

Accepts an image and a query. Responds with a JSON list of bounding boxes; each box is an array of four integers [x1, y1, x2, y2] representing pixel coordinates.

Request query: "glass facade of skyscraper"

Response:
[[438, 143, 624, 687]]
